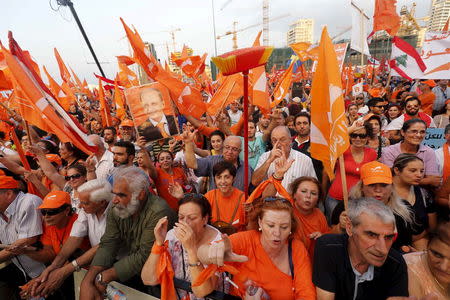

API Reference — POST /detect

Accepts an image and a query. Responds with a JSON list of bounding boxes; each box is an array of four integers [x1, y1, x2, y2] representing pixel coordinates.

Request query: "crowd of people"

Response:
[[0, 76, 449, 300]]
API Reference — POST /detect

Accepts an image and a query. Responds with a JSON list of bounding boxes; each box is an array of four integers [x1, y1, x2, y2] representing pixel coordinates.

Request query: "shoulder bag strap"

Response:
[[214, 190, 221, 222], [288, 239, 294, 280], [229, 192, 244, 224]]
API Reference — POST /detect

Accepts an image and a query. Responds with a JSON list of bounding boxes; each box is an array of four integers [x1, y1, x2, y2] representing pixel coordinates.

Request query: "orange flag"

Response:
[[207, 73, 242, 116], [70, 67, 83, 90], [81, 79, 94, 99], [98, 78, 112, 127], [113, 77, 126, 120], [270, 60, 295, 108], [118, 62, 139, 88], [290, 42, 319, 61], [373, 0, 401, 36], [54, 48, 73, 85], [310, 27, 349, 180], [4, 32, 97, 154], [443, 17, 450, 31], [249, 31, 270, 114], [43, 66, 74, 111]]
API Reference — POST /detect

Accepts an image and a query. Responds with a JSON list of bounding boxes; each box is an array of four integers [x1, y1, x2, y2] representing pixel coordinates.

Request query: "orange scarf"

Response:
[[153, 242, 176, 300], [443, 144, 450, 181], [245, 177, 293, 205], [192, 264, 239, 287]]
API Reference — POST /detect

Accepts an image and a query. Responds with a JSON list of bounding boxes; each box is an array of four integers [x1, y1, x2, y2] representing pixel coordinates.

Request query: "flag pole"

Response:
[[339, 155, 349, 210], [243, 70, 249, 199]]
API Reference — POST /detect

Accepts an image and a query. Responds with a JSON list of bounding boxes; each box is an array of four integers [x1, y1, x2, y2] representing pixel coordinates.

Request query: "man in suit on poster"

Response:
[[138, 87, 178, 142]]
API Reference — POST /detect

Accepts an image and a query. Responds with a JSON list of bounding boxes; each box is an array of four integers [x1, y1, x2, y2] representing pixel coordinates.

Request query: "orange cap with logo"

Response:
[[0, 176, 19, 189], [38, 191, 71, 209], [120, 119, 134, 128], [45, 154, 62, 167], [360, 161, 392, 185]]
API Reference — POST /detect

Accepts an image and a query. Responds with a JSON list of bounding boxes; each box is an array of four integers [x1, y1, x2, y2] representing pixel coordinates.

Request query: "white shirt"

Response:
[[228, 110, 242, 126], [385, 114, 437, 131], [0, 146, 17, 169], [93, 150, 114, 180], [435, 144, 449, 176], [150, 114, 170, 136], [70, 202, 111, 246], [255, 149, 317, 193], [358, 105, 369, 115], [0, 192, 45, 278]]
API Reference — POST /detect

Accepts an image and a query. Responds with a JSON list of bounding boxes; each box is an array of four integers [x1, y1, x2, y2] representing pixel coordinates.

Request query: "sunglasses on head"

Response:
[[183, 193, 208, 201], [65, 173, 82, 181], [41, 205, 68, 216], [350, 133, 367, 139], [263, 196, 292, 206]]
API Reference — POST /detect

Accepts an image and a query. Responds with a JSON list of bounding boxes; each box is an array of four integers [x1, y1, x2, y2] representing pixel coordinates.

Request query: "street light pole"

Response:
[[57, 0, 107, 78]]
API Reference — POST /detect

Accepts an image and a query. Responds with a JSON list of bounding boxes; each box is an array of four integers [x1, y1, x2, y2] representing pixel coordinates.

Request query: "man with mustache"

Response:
[[385, 96, 436, 132], [79, 166, 175, 299], [313, 198, 409, 300]]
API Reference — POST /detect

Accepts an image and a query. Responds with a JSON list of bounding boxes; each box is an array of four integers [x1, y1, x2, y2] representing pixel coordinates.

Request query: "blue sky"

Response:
[[1, 0, 430, 84]]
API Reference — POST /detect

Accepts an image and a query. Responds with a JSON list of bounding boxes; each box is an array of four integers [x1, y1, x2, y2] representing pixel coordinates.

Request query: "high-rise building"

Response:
[[428, 0, 450, 31], [286, 19, 314, 45]]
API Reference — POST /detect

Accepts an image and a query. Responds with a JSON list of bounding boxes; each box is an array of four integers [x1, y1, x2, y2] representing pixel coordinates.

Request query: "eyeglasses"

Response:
[[224, 145, 240, 152], [350, 133, 368, 139], [41, 205, 68, 216], [65, 173, 82, 181], [263, 196, 292, 206], [406, 130, 426, 135]]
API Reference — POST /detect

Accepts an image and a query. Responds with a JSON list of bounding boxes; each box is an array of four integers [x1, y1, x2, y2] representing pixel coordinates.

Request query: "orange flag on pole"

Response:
[[118, 62, 139, 88], [113, 77, 127, 120], [310, 27, 349, 180], [270, 60, 295, 108], [249, 31, 270, 114], [54, 48, 73, 85], [98, 78, 112, 127], [207, 73, 242, 116], [4, 32, 97, 154], [373, 0, 401, 36]]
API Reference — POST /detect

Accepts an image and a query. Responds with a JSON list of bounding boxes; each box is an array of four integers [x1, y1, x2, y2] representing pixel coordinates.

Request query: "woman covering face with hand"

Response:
[[141, 194, 227, 299]]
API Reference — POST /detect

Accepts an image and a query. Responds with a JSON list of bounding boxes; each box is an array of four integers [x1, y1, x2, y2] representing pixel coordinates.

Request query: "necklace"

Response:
[[56, 221, 68, 249]]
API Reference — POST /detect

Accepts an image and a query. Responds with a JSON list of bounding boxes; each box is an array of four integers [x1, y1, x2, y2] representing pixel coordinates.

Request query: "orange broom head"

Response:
[[211, 46, 273, 75]]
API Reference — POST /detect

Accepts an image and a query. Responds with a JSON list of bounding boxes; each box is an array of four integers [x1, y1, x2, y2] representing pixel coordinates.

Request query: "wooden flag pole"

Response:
[[243, 70, 249, 199], [339, 155, 349, 210]]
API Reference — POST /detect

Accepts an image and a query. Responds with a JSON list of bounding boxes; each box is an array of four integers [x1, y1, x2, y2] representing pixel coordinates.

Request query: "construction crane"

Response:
[[161, 28, 181, 52], [217, 14, 289, 50]]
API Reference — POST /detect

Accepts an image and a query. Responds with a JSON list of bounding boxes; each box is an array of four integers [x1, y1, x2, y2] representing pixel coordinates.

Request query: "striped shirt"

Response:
[[255, 149, 317, 193], [0, 192, 45, 278]]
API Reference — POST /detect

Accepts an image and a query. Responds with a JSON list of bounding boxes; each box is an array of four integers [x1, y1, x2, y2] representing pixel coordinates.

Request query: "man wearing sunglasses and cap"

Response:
[[0, 175, 46, 299]]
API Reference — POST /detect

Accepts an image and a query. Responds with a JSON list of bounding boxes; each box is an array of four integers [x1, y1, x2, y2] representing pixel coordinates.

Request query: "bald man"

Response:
[[138, 87, 178, 142]]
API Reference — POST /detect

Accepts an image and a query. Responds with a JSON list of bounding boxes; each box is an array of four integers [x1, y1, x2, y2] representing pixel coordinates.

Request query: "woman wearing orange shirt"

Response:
[[148, 150, 188, 210], [197, 197, 316, 300]]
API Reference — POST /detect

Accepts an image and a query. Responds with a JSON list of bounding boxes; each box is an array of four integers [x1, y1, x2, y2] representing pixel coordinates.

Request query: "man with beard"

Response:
[[118, 119, 136, 143], [292, 112, 326, 189], [79, 167, 175, 299], [313, 198, 409, 300], [111, 141, 135, 168], [255, 114, 270, 138], [385, 96, 436, 132], [102, 127, 117, 151]]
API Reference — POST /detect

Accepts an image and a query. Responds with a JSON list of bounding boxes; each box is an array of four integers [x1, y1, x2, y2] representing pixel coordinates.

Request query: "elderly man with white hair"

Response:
[[252, 125, 317, 193], [85, 134, 114, 181], [79, 167, 176, 299], [313, 197, 409, 300], [28, 178, 114, 298]]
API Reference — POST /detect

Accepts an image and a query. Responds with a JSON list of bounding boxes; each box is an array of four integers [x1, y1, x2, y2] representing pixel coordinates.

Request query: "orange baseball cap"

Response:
[[120, 119, 134, 127], [360, 161, 392, 185], [0, 176, 19, 189], [38, 191, 71, 209], [45, 154, 62, 167], [421, 80, 436, 88]]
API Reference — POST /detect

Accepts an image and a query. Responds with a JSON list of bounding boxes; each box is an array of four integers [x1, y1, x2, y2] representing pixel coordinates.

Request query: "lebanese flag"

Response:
[[4, 31, 97, 155], [389, 36, 426, 80]]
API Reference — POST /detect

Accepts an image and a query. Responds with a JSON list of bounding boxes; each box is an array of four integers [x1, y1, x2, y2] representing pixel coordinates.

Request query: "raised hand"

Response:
[[154, 216, 169, 246], [198, 234, 248, 266], [181, 128, 197, 144], [168, 182, 184, 200], [274, 154, 295, 178], [174, 221, 197, 253]]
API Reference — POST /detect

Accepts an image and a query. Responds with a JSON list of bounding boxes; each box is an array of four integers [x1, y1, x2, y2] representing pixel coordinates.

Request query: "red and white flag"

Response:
[[389, 36, 426, 80]]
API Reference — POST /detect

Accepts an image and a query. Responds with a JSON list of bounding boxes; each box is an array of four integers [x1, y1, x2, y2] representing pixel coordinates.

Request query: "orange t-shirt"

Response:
[[419, 91, 436, 116], [154, 166, 186, 210], [228, 230, 316, 300], [41, 213, 89, 254], [294, 208, 330, 261], [204, 188, 246, 230]]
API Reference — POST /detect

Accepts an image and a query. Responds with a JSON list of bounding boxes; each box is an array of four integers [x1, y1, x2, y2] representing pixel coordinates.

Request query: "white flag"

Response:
[[351, 4, 370, 57]]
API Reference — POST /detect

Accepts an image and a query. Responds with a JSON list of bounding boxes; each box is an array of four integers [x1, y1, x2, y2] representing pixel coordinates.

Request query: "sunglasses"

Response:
[[41, 205, 68, 216], [263, 196, 292, 206], [65, 173, 82, 181], [373, 105, 385, 108], [350, 133, 367, 139], [184, 193, 208, 201]]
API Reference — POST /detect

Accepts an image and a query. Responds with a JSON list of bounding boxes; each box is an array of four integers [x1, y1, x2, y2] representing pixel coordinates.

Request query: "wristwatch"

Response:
[[71, 260, 81, 272], [96, 273, 108, 286]]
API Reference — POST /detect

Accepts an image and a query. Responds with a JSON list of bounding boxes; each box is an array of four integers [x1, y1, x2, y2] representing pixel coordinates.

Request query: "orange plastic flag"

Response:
[[54, 48, 73, 85], [207, 73, 242, 116], [116, 55, 135, 66], [4, 32, 97, 154], [271, 60, 295, 108], [98, 78, 112, 127], [43, 66, 74, 111], [70, 67, 83, 90], [249, 31, 270, 114], [310, 27, 349, 180], [118, 62, 139, 88], [373, 0, 401, 36], [113, 77, 126, 120]]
